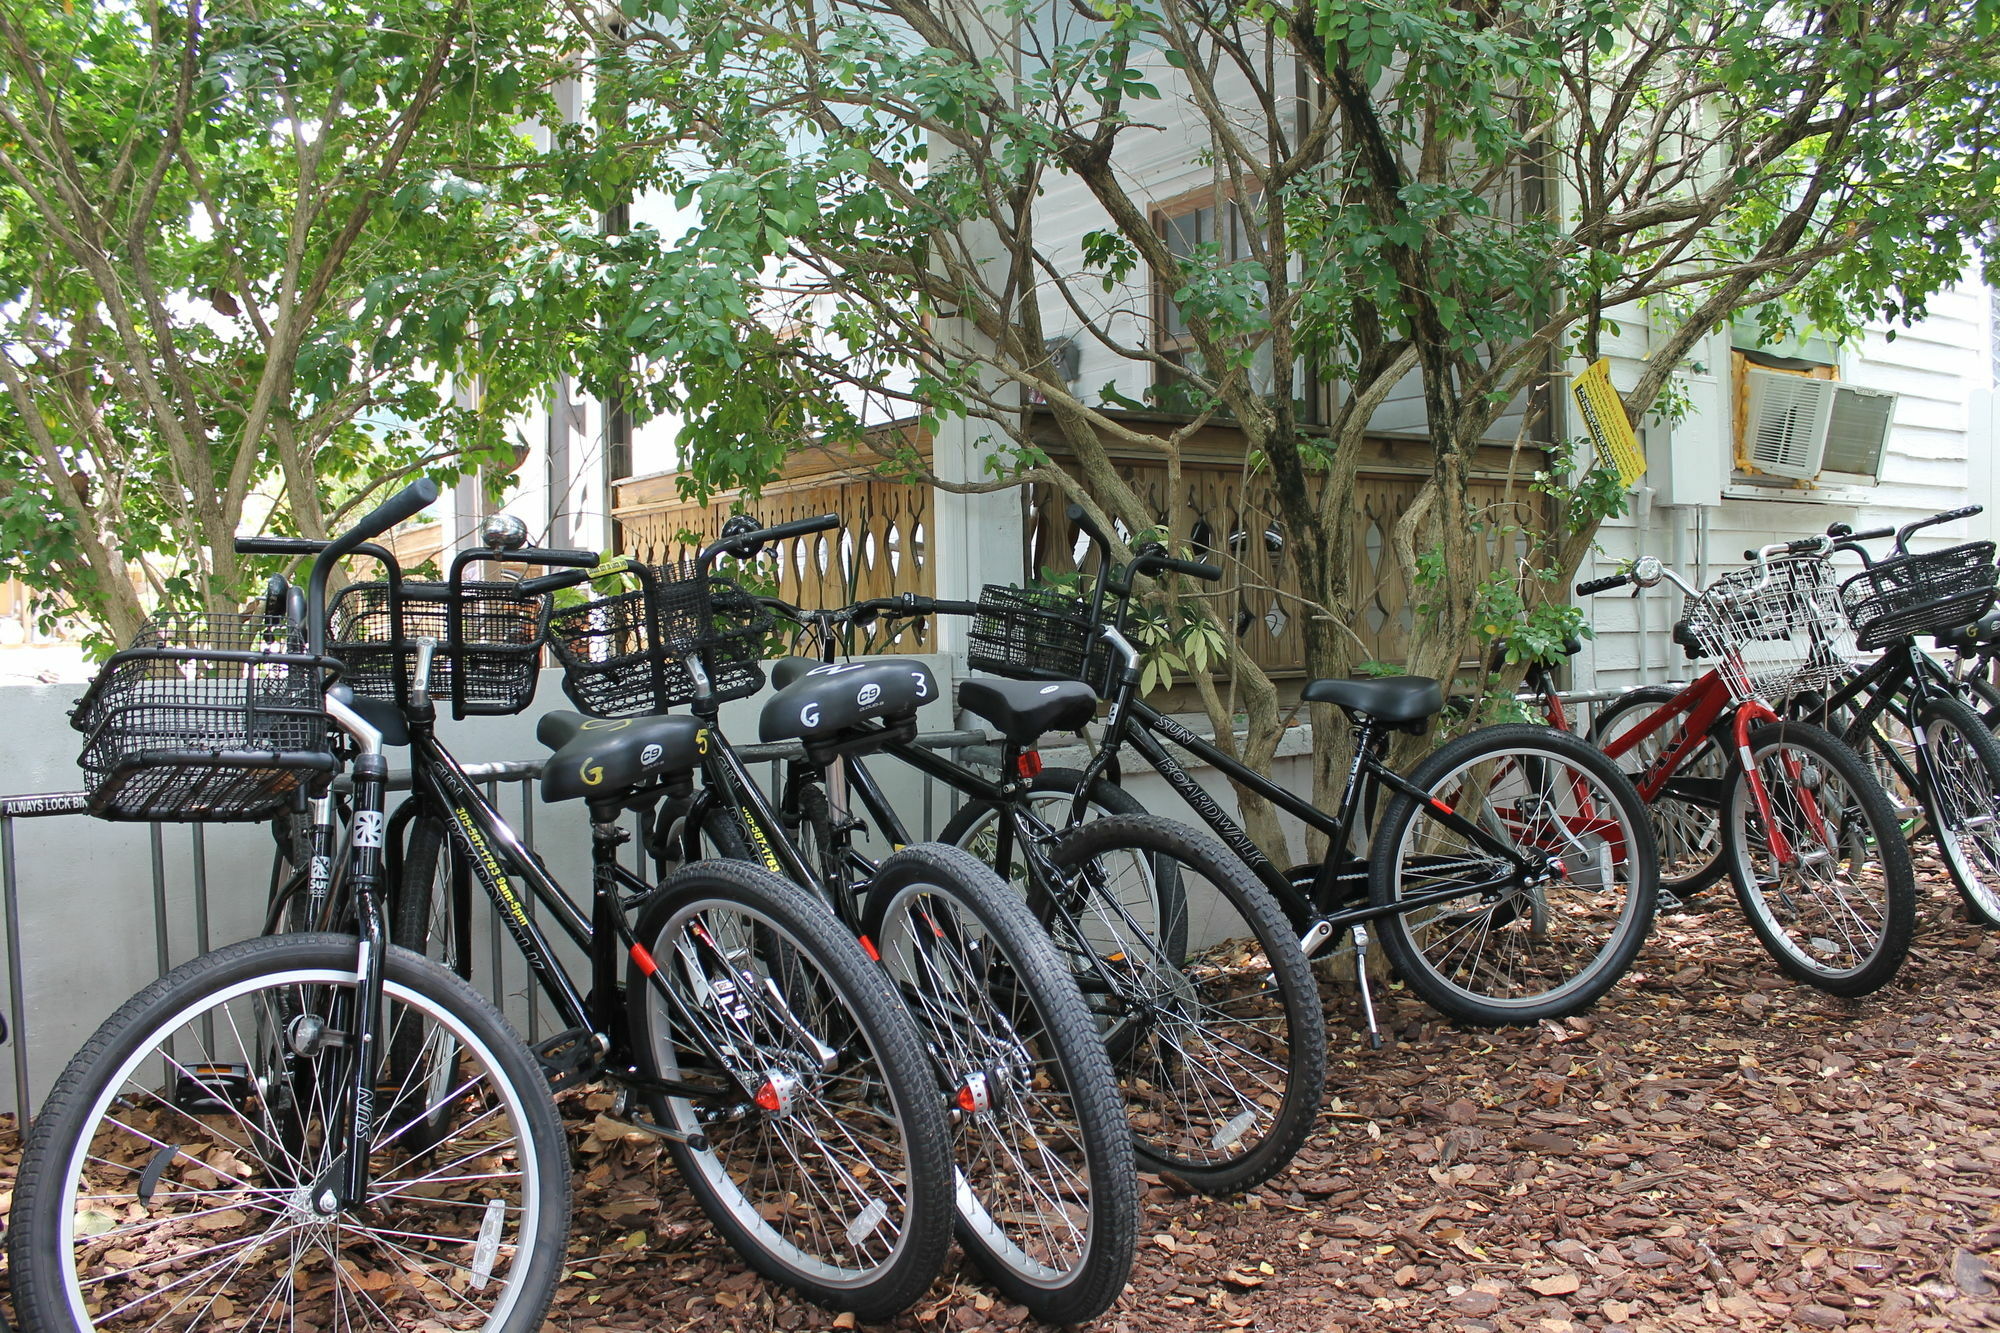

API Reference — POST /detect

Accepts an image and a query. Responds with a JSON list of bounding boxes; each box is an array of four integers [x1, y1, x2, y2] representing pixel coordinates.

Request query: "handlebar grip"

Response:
[[1065, 503, 1112, 551], [346, 479, 439, 549], [1131, 553, 1223, 583], [1576, 574, 1631, 597], [236, 537, 325, 556], [1931, 505, 1982, 524], [1744, 537, 1829, 561]]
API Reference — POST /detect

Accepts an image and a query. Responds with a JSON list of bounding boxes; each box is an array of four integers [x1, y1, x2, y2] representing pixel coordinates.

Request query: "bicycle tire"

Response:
[[1909, 693, 2000, 925], [391, 809, 471, 977], [1723, 722, 1917, 995], [940, 766, 1190, 965], [1046, 814, 1325, 1195], [10, 933, 569, 1333], [1591, 686, 1728, 897], [861, 843, 1137, 1323], [625, 860, 954, 1321], [1370, 723, 1659, 1025], [1910, 693, 2000, 926], [1961, 670, 2000, 732]]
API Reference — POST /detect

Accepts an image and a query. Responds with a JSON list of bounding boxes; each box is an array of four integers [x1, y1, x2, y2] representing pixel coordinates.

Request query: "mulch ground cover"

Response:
[[541, 867, 2000, 1333], [6, 864, 2000, 1332]]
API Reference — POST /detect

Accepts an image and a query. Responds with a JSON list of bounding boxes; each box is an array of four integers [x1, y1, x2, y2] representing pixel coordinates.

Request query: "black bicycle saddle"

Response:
[[1300, 676, 1444, 726], [537, 710, 703, 803], [760, 659, 937, 744], [958, 677, 1096, 746]]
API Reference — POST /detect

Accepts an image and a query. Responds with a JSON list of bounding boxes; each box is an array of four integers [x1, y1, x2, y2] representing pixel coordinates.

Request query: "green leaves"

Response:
[[0, 0, 588, 630]]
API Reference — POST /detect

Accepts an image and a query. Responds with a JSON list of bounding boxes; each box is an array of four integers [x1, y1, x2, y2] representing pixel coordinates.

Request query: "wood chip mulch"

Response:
[[7, 864, 2000, 1332]]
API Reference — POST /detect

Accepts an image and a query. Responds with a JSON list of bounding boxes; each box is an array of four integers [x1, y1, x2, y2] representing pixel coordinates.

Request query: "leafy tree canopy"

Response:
[[0, 0, 591, 647]]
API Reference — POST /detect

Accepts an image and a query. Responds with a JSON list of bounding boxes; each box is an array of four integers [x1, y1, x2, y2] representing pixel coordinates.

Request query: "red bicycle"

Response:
[[1571, 542, 1917, 996]]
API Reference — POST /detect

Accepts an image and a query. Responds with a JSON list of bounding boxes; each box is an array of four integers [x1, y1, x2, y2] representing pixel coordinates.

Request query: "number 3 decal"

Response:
[[911, 671, 928, 699]]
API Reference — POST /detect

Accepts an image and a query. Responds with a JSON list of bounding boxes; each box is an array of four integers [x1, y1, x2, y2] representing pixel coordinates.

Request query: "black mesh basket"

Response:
[[329, 580, 551, 716], [546, 561, 775, 716], [967, 584, 1100, 683], [71, 613, 336, 822], [1841, 541, 1999, 651]]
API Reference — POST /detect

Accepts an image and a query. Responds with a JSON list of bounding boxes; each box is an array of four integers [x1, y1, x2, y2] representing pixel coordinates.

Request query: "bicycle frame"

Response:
[[399, 727, 767, 1113], [1590, 667, 1825, 866]]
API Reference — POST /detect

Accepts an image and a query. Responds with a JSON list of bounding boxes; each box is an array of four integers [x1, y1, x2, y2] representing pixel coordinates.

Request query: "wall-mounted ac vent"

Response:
[[1741, 368, 1894, 484]]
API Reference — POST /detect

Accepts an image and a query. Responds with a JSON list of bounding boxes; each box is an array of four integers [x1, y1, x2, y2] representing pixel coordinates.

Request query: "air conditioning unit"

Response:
[[1741, 368, 1894, 484]]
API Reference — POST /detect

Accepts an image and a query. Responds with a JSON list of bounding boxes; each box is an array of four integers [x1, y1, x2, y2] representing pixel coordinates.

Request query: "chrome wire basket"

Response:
[[1681, 556, 1855, 703]]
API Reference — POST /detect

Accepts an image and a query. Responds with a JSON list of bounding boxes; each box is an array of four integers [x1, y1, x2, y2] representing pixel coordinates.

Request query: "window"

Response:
[[1150, 189, 1325, 422]]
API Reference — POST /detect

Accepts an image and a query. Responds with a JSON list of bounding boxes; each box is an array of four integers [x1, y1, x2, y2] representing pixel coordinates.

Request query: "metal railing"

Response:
[[0, 730, 992, 1128]]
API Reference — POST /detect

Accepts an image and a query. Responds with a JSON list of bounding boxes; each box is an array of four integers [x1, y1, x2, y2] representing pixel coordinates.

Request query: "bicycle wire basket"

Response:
[[966, 584, 1103, 684], [330, 580, 551, 716], [71, 613, 337, 822], [1839, 541, 1999, 652], [1680, 555, 1855, 704], [545, 560, 775, 716]]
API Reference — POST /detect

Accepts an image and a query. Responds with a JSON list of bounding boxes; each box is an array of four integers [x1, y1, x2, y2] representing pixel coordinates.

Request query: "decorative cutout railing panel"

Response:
[[613, 465, 936, 654], [1026, 454, 1542, 675]]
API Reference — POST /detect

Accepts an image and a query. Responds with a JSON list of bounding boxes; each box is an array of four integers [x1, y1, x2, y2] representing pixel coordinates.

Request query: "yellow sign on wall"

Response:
[[1571, 358, 1646, 488]]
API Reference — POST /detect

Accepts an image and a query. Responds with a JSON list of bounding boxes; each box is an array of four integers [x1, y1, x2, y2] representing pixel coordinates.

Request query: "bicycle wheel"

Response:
[[862, 843, 1137, 1323], [1370, 723, 1659, 1025], [1592, 686, 1728, 896], [625, 860, 953, 1321], [10, 933, 569, 1333], [1724, 722, 1918, 996], [1914, 693, 2000, 926], [942, 767, 1190, 967], [1045, 814, 1324, 1195]]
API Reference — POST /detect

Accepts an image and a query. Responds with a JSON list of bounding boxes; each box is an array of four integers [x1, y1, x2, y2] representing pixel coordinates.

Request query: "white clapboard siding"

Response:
[[1572, 280, 1994, 696]]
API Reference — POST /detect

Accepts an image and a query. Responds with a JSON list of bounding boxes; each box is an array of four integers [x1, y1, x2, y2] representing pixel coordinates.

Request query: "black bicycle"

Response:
[[717, 580, 1329, 1200], [14, 482, 955, 1332], [530, 513, 1138, 1325], [888, 505, 1659, 1041]]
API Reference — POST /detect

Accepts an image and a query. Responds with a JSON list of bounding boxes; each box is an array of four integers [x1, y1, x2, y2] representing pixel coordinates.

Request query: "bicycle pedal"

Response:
[[533, 1028, 603, 1091], [173, 1063, 253, 1115]]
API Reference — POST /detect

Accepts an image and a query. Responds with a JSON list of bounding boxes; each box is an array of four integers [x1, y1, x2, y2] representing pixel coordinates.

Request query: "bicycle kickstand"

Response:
[[1350, 925, 1384, 1050]]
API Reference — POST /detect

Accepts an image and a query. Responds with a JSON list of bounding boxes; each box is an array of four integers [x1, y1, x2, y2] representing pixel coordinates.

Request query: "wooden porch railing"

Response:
[[610, 416, 1546, 672], [613, 448, 938, 651]]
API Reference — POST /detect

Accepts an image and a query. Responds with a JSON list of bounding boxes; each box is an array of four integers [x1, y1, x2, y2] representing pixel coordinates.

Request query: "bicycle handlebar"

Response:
[[698, 513, 840, 574], [847, 594, 983, 624], [1742, 536, 1833, 561], [1575, 574, 1630, 597], [1898, 504, 1981, 551], [518, 569, 591, 596], [1130, 550, 1223, 583], [302, 479, 438, 656]]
